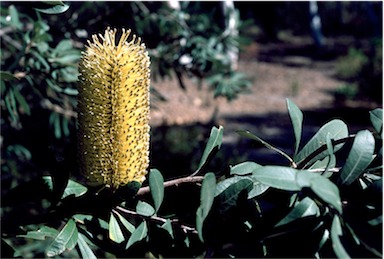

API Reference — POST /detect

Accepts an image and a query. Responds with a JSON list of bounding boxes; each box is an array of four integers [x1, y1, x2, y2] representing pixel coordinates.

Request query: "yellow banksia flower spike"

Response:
[[77, 28, 150, 190]]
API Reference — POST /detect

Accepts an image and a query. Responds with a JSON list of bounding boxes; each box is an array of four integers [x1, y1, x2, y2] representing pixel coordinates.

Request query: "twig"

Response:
[[115, 206, 197, 234], [137, 175, 204, 196]]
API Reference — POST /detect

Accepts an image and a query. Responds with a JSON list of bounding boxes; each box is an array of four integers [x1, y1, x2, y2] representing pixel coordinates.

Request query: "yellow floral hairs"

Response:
[[77, 28, 150, 190]]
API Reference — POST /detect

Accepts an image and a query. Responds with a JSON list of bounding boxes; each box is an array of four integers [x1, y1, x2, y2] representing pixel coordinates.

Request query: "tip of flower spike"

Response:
[[77, 28, 150, 190]]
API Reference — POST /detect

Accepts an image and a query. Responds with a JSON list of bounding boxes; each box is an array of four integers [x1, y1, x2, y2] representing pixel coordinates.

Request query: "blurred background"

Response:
[[1, 1, 382, 193]]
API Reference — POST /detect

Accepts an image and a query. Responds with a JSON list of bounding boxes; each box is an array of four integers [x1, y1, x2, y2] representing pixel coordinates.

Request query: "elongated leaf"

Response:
[[252, 166, 301, 191], [295, 119, 348, 167], [46, 219, 77, 257], [116, 212, 136, 234], [0, 71, 18, 81], [43, 177, 87, 199], [230, 161, 262, 176], [77, 233, 97, 259], [310, 175, 342, 213], [340, 130, 375, 185], [276, 197, 319, 227], [18, 226, 59, 240], [217, 178, 253, 214], [370, 108, 383, 137], [247, 181, 270, 199], [126, 221, 148, 249], [35, 4, 69, 14], [196, 173, 216, 242], [62, 180, 88, 198], [149, 169, 164, 212], [13, 88, 31, 115], [237, 130, 294, 164], [136, 201, 155, 217], [331, 216, 350, 258], [195, 126, 223, 174], [287, 99, 303, 155], [161, 219, 174, 239], [109, 213, 124, 243]]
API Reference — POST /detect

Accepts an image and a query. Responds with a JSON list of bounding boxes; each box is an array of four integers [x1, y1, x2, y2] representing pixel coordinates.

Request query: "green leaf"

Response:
[[230, 161, 262, 176], [30, 50, 50, 71], [331, 216, 350, 258], [52, 39, 73, 55], [287, 99, 303, 155], [196, 173, 216, 242], [0, 71, 18, 81], [8, 5, 22, 30], [370, 108, 382, 137], [295, 119, 349, 167], [149, 169, 164, 212], [18, 226, 59, 240], [340, 130, 375, 185], [216, 178, 253, 213], [13, 88, 31, 115], [62, 179, 87, 198], [308, 174, 342, 213], [161, 219, 174, 239], [136, 201, 155, 217], [275, 197, 319, 227], [49, 54, 80, 65], [44, 177, 87, 199], [126, 221, 148, 249], [35, 4, 69, 14], [195, 126, 223, 174], [116, 212, 136, 234], [46, 219, 78, 257], [252, 166, 301, 191], [109, 213, 124, 243], [237, 130, 294, 164], [77, 233, 97, 259]]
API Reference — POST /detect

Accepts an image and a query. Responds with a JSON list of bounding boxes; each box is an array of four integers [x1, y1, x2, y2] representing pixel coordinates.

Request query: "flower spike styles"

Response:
[[77, 28, 150, 190]]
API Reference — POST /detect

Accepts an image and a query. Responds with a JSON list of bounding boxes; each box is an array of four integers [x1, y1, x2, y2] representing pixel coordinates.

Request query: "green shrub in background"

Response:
[[335, 41, 383, 102], [2, 99, 382, 258]]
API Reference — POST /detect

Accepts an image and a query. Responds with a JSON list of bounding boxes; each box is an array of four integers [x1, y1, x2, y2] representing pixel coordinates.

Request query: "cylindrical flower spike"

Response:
[[77, 28, 150, 190]]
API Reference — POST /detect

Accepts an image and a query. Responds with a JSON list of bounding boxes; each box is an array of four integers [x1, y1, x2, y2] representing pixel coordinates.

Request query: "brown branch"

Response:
[[137, 175, 204, 196], [115, 206, 197, 234]]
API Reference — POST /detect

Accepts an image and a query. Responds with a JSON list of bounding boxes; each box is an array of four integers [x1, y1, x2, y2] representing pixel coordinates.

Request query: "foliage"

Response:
[[335, 41, 383, 102], [2, 100, 382, 258]]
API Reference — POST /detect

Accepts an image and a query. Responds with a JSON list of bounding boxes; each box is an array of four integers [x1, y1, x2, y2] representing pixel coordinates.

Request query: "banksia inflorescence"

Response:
[[77, 28, 150, 190]]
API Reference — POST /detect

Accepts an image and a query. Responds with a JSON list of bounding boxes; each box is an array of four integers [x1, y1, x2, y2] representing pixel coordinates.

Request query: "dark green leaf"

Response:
[[252, 166, 301, 191], [136, 201, 155, 217], [217, 178, 253, 213], [276, 197, 319, 227], [370, 108, 383, 137], [126, 221, 148, 249], [340, 130, 375, 185], [331, 216, 350, 258], [237, 130, 294, 164], [196, 173, 216, 242], [77, 233, 97, 259], [195, 126, 223, 174], [149, 169, 164, 212], [35, 4, 69, 14], [161, 219, 174, 239], [230, 161, 262, 176], [287, 99, 303, 155], [13, 88, 31, 115], [295, 119, 348, 167], [0, 71, 18, 81], [44, 177, 87, 199], [46, 219, 77, 257], [30, 50, 50, 71], [109, 213, 124, 243], [49, 54, 80, 65]]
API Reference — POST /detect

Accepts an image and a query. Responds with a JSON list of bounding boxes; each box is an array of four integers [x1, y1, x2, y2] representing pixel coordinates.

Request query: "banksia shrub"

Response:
[[77, 28, 150, 190]]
